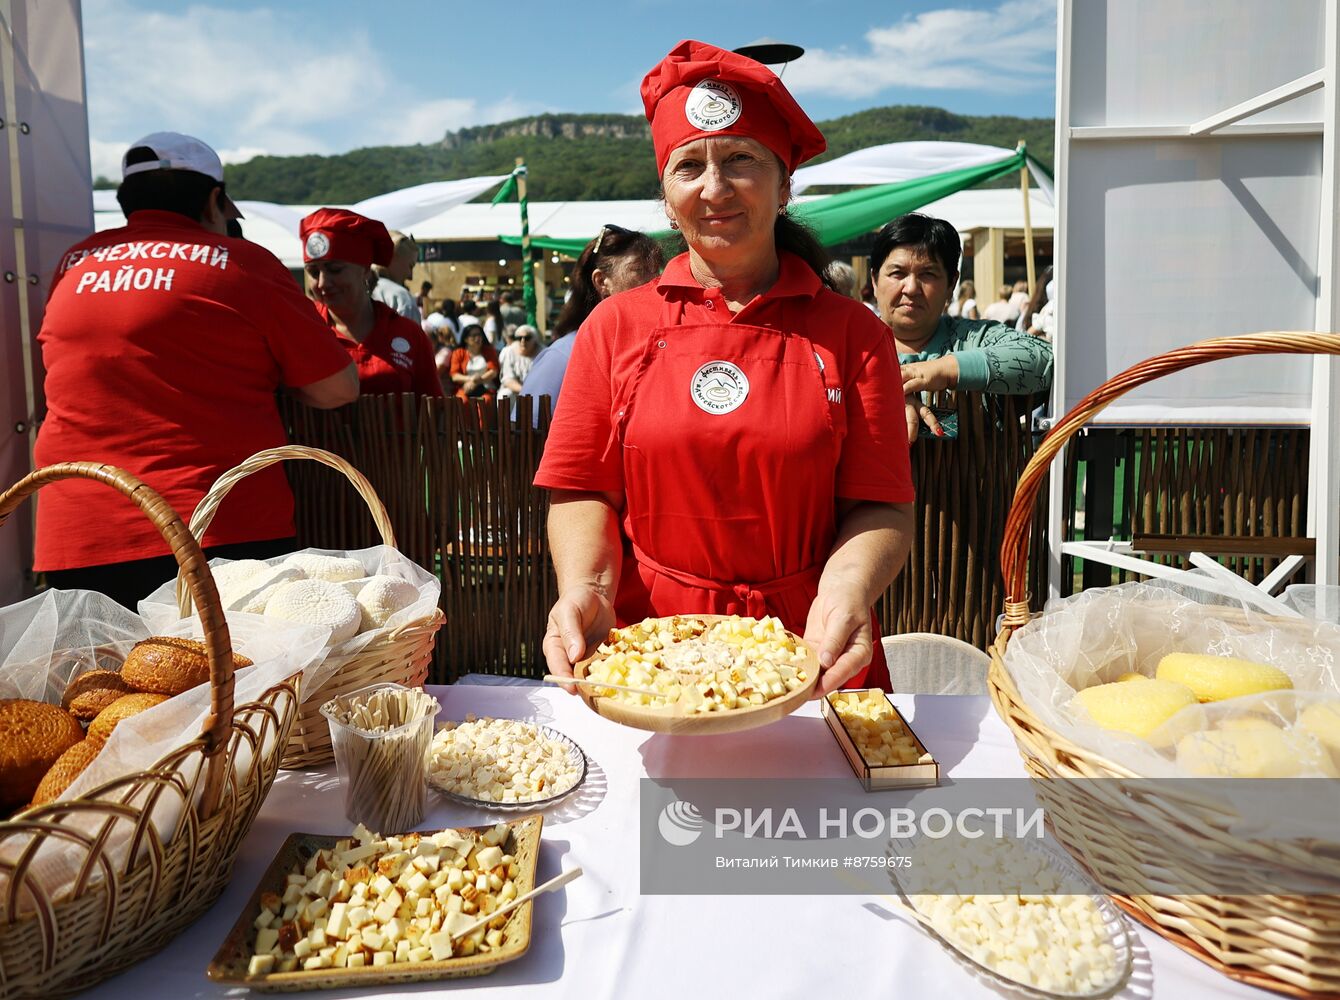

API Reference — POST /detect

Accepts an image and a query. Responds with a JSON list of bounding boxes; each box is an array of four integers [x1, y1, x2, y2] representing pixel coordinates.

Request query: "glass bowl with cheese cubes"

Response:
[[208, 816, 543, 989], [887, 835, 1134, 999], [572, 614, 819, 734], [426, 716, 588, 810]]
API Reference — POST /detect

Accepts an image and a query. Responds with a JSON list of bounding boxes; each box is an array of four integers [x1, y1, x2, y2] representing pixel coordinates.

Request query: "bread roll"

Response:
[[0, 699, 85, 811], [87, 692, 170, 744], [120, 636, 253, 696], [31, 739, 102, 805], [62, 669, 135, 720]]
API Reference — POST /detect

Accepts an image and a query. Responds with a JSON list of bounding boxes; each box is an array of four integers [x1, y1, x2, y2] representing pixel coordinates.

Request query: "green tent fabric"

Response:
[[500, 147, 1031, 255]]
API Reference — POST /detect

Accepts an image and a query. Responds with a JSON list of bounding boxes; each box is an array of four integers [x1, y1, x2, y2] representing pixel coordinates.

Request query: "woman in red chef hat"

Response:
[[536, 40, 915, 694], [300, 208, 444, 398]]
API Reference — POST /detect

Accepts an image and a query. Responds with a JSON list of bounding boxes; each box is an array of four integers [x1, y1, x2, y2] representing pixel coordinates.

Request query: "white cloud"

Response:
[[785, 0, 1056, 99], [81, 0, 547, 178]]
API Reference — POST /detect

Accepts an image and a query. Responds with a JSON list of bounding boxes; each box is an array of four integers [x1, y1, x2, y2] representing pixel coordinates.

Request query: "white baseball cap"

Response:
[[122, 132, 242, 218], [122, 132, 225, 181]]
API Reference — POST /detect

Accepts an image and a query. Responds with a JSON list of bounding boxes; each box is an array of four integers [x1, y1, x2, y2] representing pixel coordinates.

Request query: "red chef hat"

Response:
[[299, 208, 394, 269], [640, 39, 826, 176]]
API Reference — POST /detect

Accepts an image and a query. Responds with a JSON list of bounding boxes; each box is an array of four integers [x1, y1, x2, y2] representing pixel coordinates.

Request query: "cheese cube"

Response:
[[346, 905, 373, 929], [372, 893, 401, 924], [407, 946, 432, 963], [306, 927, 327, 949], [346, 953, 366, 968], [406, 870, 429, 894], [372, 951, 394, 967], [382, 917, 405, 944], [304, 897, 328, 922], [325, 902, 349, 939], [362, 928, 385, 951], [254, 927, 279, 955], [415, 897, 431, 918], [247, 954, 275, 976], [370, 874, 394, 897], [427, 929, 454, 961], [302, 956, 325, 971], [475, 846, 503, 871], [292, 938, 312, 959]]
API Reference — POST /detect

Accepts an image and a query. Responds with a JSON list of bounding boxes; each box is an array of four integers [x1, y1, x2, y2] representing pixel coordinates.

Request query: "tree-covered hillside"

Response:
[[94, 106, 1054, 201]]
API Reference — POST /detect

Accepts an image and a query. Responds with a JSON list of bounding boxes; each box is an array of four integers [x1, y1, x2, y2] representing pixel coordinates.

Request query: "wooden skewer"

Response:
[[450, 867, 584, 943], [542, 675, 671, 700]]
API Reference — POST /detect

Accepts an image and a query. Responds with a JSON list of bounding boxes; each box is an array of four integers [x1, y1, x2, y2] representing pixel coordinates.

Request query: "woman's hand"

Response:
[[905, 394, 944, 442], [542, 584, 616, 687], [804, 584, 877, 697], [900, 355, 958, 395]]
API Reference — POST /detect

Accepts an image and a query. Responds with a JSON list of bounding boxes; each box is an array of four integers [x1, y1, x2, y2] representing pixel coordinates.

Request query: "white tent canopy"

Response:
[[791, 140, 1055, 205], [93, 187, 1054, 270]]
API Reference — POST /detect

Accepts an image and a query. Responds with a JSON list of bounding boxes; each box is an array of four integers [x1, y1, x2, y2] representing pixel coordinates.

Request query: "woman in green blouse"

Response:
[[871, 213, 1053, 442]]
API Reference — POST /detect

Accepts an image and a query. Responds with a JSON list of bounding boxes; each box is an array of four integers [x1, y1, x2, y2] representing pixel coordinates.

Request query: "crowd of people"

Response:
[[32, 41, 1054, 690]]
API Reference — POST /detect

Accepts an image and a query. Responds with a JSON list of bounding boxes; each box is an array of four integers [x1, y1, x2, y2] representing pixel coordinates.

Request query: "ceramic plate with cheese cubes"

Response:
[[887, 836, 1134, 999], [572, 614, 820, 734], [207, 814, 542, 991], [427, 720, 589, 811]]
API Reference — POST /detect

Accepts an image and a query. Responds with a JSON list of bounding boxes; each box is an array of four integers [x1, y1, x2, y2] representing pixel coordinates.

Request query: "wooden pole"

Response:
[[1019, 140, 1037, 298]]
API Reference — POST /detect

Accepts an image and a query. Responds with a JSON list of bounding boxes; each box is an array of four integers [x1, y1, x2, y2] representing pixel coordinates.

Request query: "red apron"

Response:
[[605, 296, 890, 691]]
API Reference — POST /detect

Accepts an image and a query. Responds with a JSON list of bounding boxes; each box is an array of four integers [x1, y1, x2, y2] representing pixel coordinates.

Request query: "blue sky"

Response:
[[83, 0, 1057, 179]]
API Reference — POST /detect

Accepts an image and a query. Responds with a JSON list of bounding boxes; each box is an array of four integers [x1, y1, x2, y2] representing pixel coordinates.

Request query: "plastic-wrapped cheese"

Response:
[[355, 576, 419, 631], [1156, 652, 1293, 703], [1072, 679, 1197, 740], [265, 579, 362, 643], [282, 553, 366, 583], [1298, 701, 1340, 764], [1175, 727, 1337, 778]]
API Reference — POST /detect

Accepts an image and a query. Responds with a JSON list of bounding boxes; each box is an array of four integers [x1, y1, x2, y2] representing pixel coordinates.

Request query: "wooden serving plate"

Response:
[[207, 814, 542, 992], [572, 614, 819, 735]]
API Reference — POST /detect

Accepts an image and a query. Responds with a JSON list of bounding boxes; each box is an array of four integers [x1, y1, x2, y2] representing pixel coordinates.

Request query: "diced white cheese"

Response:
[[247, 954, 275, 976]]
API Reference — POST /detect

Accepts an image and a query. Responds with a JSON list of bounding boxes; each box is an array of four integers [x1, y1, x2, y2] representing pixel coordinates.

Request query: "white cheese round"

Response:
[[265, 578, 362, 643], [355, 576, 420, 631], [282, 553, 367, 583]]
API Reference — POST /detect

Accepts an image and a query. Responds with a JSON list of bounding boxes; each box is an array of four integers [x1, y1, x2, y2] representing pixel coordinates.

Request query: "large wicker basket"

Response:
[[988, 332, 1340, 998], [0, 463, 300, 1000], [176, 445, 444, 769]]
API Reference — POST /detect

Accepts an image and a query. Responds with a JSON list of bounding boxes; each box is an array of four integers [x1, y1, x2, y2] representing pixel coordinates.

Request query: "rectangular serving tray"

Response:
[[822, 690, 940, 791], [206, 813, 543, 992]]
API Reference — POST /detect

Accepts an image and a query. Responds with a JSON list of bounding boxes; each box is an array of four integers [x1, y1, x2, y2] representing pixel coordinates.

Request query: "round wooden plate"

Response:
[[572, 614, 820, 735]]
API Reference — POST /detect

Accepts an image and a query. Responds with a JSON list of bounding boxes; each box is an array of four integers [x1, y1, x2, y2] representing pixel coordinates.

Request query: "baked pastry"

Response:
[[62, 669, 136, 720], [120, 636, 252, 696], [87, 692, 170, 744], [30, 739, 102, 805], [0, 699, 85, 811]]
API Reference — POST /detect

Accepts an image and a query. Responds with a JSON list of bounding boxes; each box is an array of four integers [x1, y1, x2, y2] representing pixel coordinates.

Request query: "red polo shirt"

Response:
[[34, 210, 353, 571], [317, 302, 444, 397]]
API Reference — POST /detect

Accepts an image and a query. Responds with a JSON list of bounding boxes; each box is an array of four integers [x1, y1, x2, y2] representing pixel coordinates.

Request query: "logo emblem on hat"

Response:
[[684, 79, 742, 132], [305, 231, 331, 259], [690, 360, 749, 415]]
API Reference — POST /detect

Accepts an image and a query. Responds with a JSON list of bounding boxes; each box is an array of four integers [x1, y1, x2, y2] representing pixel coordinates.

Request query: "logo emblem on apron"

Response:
[[390, 336, 412, 353], [690, 360, 749, 414], [304, 231, 331, 260], [684, 80, 742, 132]]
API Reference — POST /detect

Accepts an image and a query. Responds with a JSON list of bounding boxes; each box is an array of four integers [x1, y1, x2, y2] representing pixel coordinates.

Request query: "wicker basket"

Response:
[[0, 462, 300, 1000], [176, 445, 444, 769], [989, 332, 1340, 998]]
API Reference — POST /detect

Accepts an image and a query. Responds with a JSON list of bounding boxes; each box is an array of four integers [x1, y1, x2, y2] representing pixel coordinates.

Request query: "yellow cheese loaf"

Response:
[[1155, 653, 1292, 703], [1176, 727, 1336, 778], [1297, 701, 1340, 764], [1072, 679, 1197, 740]]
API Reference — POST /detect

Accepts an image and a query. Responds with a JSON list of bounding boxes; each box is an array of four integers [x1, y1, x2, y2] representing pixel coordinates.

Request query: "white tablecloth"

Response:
[[83, 686, 1272, 999]]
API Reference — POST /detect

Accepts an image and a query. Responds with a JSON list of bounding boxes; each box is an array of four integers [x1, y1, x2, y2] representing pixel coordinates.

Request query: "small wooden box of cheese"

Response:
[[821, 689, 939, 791]]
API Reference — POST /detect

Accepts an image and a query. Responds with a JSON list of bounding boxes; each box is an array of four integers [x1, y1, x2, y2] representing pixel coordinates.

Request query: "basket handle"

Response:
[[176, 445, 395, 617], [0, 462, 235, 818], [999, 331, 1340, 628]]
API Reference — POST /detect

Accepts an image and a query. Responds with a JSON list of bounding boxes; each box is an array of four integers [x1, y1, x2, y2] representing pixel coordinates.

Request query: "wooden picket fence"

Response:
[[279, 395, 1307, 682]]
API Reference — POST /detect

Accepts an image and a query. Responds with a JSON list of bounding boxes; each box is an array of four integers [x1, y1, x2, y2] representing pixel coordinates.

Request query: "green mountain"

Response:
[[94, 106, 1054, 201]]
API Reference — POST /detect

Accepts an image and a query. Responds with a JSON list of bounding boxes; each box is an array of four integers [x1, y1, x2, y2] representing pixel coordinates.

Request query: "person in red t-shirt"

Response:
[[34, 132, 359, 608], [299, 208, 444, 399], [536, 41, 916, 695]]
